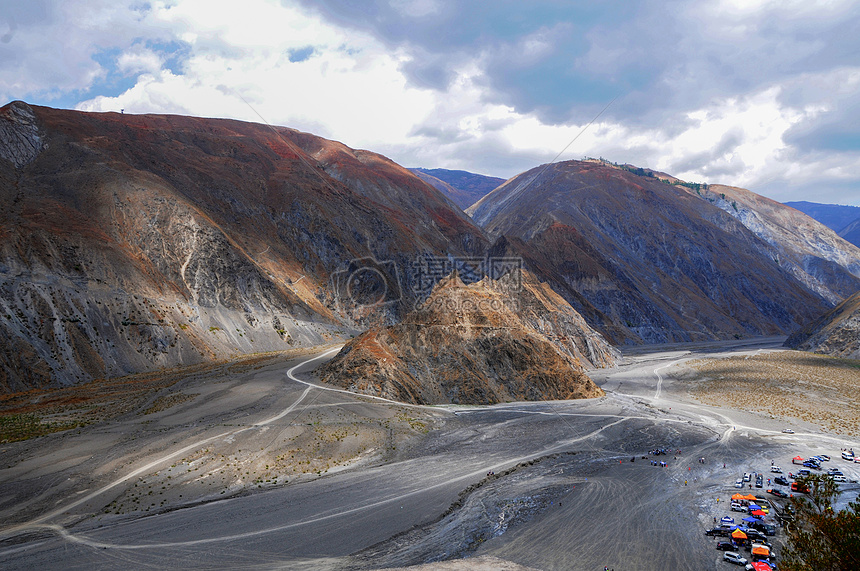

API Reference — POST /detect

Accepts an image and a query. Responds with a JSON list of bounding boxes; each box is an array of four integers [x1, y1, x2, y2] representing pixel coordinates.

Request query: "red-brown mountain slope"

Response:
[[0, 101, 488, 391], [468, 160, 850, 344]]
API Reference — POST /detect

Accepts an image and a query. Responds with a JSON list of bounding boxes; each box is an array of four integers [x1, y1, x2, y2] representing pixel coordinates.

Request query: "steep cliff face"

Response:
[[0, 102, 488, 392], [468, 160, 836, 344], [785, 291, 860, 359], [317, 271, 613, 405]]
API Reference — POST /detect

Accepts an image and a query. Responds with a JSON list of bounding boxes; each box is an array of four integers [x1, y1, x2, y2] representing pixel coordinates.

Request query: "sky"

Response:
[[2, 0, 860, 206]]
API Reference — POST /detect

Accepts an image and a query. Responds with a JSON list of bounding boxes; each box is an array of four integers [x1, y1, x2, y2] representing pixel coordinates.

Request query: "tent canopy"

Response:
[[732, 493, 745, 500], [742, 516, 759, 522], [744, 494, 758, 500], [752, 546, 770, 556], [793, 456, 803, 461], [732, 529, 748, 539], [721, 516, 735, 523], [751, 562, 772, 571], [750, 510, 766, 517]]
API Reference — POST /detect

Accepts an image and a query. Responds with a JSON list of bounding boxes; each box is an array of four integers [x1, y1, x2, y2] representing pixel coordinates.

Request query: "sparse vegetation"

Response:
[[688, 351, 860, 435], [0, 413, 82, 443]]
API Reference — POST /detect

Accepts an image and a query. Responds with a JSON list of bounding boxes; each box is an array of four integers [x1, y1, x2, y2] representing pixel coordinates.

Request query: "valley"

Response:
[[2, 337, 857, 570]]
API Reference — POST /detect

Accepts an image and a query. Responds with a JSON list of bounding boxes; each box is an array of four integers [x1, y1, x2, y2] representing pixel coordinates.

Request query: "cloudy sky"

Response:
[[2, 0, 860, 205]]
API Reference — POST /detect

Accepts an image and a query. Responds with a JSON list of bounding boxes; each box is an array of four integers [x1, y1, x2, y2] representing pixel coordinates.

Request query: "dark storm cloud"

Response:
[[294, 0, 639, 124]]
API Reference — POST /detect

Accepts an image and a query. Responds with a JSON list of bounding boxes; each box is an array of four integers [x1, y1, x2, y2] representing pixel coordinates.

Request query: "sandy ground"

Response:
[[0, 337, 858, 570]]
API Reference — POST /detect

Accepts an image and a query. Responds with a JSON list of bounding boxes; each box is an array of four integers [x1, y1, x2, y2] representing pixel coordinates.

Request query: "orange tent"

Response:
[[744, 494, 758, 501], [751, 545, 770, 558], [731, 493, 746, 500], [731, 529, 748, 540]]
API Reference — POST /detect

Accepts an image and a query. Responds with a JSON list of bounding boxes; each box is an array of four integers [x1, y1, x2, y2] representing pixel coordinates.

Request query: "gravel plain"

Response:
[[1, 337, 858, 570]]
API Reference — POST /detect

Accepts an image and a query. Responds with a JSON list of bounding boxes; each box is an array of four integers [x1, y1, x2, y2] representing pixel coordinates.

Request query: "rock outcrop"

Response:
[[785, 290, 860, 359], [317, 271, 614, 405], [0, 101, 43, 168]]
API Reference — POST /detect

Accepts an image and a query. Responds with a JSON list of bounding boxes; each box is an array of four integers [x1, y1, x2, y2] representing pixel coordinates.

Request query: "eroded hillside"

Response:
[[317, 271, 615, 404]]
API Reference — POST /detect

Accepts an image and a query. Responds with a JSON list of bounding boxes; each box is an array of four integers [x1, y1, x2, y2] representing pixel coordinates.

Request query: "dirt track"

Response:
[[1, 337, 859, 570]]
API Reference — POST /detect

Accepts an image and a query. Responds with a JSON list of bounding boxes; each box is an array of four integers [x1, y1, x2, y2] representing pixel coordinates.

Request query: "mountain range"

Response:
[[2, 101, 859, 393], [409, 168, 504, 210]]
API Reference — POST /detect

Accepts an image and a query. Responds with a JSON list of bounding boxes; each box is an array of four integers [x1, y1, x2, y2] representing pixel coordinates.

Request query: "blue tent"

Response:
[[721, 516, 735, 524], [743, 516, 760, 523]]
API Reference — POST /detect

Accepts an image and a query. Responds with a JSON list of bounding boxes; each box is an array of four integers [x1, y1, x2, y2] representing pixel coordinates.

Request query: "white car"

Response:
[[724, 551, 747, 565], [782, 428, 794, 433], [735, 478, 744, 488], [743, 472, 751, 482], [833, 475, 847, 482], [770, 465, 782, 473], [842, 451, 854, 461], [731, 502, 748, 512]]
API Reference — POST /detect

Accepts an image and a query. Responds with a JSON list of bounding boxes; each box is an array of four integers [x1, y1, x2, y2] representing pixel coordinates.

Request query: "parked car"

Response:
[[828, 468, 843, 475], [706, 527, 729, 536], [735, 478, 744, 488], [745, 529, 768, 542], [782, 428, 794, 433], [768, 488, 788, 498], [755, 474, 763, 488], [818, 454, 830, 461], [792, 481, 810, 493], [833, 475, 847, 482], [842, 451, 855, 461], [854, 456, 860, 464], [743, 472, 751, 482], [774, 476, 789, 486], [731, 502, 748, 512], [770, 465, 782, 473], [716, 541, 734, 550], [751, 522, 777, 536], [724, 551, 748, 565], [802, 461, 820, 469], [796, 469, 811, 477]]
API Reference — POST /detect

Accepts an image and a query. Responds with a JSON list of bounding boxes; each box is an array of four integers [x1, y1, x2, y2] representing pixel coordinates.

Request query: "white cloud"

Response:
[[5, 0, 860, 205]]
